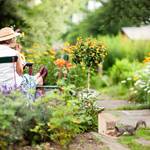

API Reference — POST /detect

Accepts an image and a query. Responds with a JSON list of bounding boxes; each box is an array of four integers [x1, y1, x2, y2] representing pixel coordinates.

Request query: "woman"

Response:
[[0, 27, 48, 98]]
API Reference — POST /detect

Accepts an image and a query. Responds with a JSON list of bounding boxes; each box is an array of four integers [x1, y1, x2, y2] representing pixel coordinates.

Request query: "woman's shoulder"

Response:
[[0, 45, 17, 56]]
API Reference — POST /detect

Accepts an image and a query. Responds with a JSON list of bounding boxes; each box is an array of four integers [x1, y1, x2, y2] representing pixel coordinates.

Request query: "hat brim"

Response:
[[0, 32, 20, 42]]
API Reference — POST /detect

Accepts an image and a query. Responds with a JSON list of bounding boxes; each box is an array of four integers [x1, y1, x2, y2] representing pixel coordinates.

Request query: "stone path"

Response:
[[96, 99, 131, 109], [109, 109, 150, 127], [135, 138, 150, 146], [96, 95, 150, 150], [99, 134, 129, 150], [96, 94, 132, 109], [96, 95, 150, 127]]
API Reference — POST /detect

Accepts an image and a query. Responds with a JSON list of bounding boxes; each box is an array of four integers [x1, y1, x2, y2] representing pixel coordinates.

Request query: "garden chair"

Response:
[[0, 56, 60, 97], [23, 61, 60, 94]]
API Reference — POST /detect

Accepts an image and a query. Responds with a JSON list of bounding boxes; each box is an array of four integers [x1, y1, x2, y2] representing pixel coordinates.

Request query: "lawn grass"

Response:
[[100, 85, 130, 100], [117, 104, 150, 110], [119, 128, 150, 150]]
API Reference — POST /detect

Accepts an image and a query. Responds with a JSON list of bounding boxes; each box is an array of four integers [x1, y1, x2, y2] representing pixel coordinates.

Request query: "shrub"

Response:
[[109, 59, 141, 85], [90, 74, 111, 89], [25, 47, 58, 85], [130, 63, 150, 104], [0, 85, 98, 148], [0, 90, 34, 149], [71, 37, 107, 90], [31, 86, 98, 147], [65, 64, 87, 88], [98, 35, 150, 70]]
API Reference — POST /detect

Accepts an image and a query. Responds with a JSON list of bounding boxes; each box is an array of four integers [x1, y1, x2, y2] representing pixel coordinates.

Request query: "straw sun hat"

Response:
[[0, 27, 20, 42]]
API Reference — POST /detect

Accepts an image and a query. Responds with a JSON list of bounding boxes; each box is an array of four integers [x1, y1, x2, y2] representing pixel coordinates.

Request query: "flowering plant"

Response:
[[131, 62, 150, 103], [54, 58, 72, 79], [143, 52, 150, 63], [72, 37, 107, 68], [127, 53, 150, 104], [71, 37, 107, 90], [54, 58, 66, 68]]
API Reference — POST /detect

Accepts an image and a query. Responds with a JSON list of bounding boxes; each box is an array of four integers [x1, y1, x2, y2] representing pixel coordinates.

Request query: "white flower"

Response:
[[144, 88, 148, 91], [147, 90, 150, 94], [130, 88, 134, 91], [121, 80, 126, 84], [127, 77, 132, 81], [133, 90, 138, 94]]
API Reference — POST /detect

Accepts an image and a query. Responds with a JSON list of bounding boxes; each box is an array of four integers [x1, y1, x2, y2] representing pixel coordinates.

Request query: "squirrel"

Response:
[[115, 120, 146, 136]]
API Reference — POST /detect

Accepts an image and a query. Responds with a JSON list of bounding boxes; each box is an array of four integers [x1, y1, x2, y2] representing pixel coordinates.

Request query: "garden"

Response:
[[0, 0, 150, 150]]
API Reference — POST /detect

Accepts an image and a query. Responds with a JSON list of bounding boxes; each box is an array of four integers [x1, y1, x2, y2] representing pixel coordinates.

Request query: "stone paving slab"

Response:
[[97, 133, 129, 150], [96, 99, 131, 109], [135, 138, 150, 146], [106, 110, 150, 127]]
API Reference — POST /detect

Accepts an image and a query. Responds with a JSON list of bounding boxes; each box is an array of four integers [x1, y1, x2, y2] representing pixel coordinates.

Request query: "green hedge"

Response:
[[98, 35, 150, 70]]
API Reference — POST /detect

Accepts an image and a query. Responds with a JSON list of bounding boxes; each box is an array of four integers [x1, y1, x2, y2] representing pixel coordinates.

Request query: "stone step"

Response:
[[98, 110, 150, 135], [98, 112, 118, 135]]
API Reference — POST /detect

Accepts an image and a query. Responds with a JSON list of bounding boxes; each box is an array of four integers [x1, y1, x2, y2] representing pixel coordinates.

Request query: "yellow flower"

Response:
[[21, 32, 25, 37], [72, 118, 81, 124], [32, 43, 40, 49], [63, 47, 71, 53], [133, 76, 139, 81], [27, 59, 34, 63], [64, 42, 70, 47]]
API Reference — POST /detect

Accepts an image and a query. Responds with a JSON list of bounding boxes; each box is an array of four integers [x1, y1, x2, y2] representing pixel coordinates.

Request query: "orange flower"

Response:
[[143, 57, 150, 63], [65, 62, 72, 69], [54, 59, 66, 68]]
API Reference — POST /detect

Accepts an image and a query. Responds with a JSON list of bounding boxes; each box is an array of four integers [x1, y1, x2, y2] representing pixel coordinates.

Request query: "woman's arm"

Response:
[[16, 52, 23, 75]]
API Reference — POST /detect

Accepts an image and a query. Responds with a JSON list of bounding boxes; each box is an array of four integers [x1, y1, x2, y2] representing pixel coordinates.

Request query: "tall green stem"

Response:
[[87, 67, 90, 92]]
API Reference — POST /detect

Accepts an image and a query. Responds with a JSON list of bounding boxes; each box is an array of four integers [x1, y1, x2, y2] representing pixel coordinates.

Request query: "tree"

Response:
[[23, 0, 88, 46], [71, 37, 107, 90], [64, 0, 150, 42], [0, 0, 28, 28], [0, 0, 88, 46]]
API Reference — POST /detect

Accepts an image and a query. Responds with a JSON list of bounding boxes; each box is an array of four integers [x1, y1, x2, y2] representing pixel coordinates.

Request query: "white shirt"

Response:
[[0, 45, 23, 87]]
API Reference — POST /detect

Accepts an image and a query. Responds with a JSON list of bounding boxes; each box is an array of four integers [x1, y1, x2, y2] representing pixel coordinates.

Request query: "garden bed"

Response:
[[20, 132, 108, 150]]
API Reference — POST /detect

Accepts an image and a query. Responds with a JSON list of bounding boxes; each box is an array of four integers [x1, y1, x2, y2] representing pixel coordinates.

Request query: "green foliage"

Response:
[[77, 92, 98, 131], [31, 86, 98, 147], [109, 59, 140, 85], [65, 0, 150, 41], [72, 37, 107, 68], [46, 102, 81, 146], [66, 64, 88, 88], [23, 0, 88, 46], [130, 63, 150, 104], [101, 84, 130, 100], [0, 0, 28, 28], [99, 35, 150, 70], [0, 84, 98, 148], [24, 47, 58, 85], [71, 37, 107, 90], [0, 0, 88, 46], [119, 128, 150, 150], [0, 90, 34, 149], [117, 104, 150, 110], [35, 57, 57, 85], [90, 72, 111, 89]]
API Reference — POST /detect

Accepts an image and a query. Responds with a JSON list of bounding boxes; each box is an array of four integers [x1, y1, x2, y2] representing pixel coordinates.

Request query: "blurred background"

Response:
[[0, 0, 149, 46]]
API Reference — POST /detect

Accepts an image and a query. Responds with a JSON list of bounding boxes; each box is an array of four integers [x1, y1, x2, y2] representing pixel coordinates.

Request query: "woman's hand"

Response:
[[16, 52, 23, 76], [15, 43, 22, 52]]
